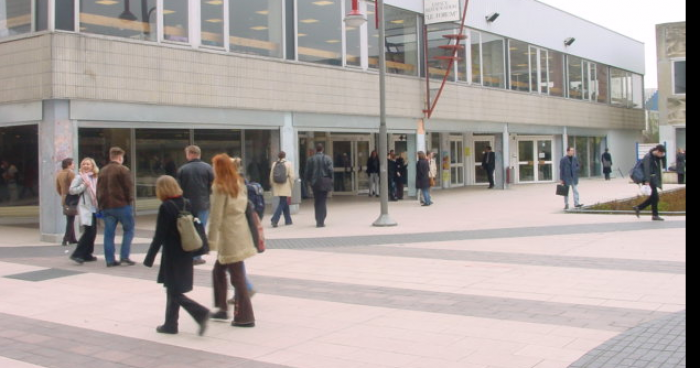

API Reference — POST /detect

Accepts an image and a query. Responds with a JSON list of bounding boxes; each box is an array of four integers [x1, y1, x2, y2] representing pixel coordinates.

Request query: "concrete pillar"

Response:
[[39, 100, 76, 243]]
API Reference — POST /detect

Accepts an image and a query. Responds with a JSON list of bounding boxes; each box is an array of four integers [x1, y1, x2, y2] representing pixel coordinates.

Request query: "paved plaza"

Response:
[[0, 178, 686, 368]]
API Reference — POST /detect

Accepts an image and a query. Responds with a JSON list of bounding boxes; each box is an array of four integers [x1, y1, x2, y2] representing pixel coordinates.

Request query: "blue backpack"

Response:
[[629, 159, 645, 184], [246, 182, 265, 217]]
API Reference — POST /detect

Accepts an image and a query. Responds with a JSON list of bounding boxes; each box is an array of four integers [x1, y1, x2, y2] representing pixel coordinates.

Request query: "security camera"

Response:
[[485, 12, 500, 23], [564, 37, 576, 46]]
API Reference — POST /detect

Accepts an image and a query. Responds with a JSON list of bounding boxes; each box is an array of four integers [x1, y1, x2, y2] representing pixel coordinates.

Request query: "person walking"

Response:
[[270, 151, 295, 228], [416, 151, 432, 206], [304, 144, 334, 228], [559, 147, 584, 210], [395, 152, 407, 200], [143, 175, 210, 335], [676, 148, 685, 184], [602, 148, 613, 181], [97, 147, 136, 267], [177, 145, 214, 266], [633, 144, 667, 221], [56, 158, 78, 246], [482, 146, 496, 188], [68, 158, 100, 264], [366, 150, 380, 197], [208, 153, 257, 327], [387, 151, 398, 201]]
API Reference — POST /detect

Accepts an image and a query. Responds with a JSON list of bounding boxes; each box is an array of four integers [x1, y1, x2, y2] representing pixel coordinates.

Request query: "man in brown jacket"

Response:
[[56, 158, 77, 246], [97, 147, 136, 267]]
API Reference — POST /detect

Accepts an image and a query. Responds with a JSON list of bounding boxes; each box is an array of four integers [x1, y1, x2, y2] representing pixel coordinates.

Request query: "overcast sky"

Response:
[[536, 0, 686, 89]]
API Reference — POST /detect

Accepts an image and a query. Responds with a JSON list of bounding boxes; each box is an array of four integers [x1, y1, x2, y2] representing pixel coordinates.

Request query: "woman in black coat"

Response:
[[416, 151, 432, 206], [144, 175, 210, 335]]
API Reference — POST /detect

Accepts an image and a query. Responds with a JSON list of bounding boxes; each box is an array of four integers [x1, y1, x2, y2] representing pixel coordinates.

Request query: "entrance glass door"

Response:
[[450, 136, 464, 186], [331, 136, 371, 195], [474, 138, 495, 184], [517, 138, 553, 183]]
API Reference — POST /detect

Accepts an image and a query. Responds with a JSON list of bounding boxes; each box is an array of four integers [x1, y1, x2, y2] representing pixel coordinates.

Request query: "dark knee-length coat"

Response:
[[144, 196, 197, 294]]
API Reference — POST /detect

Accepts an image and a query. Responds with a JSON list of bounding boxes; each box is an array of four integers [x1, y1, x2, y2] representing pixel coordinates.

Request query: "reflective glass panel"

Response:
[[36, 0, 48, 31], [548, 50, 564, 97], [0, 0, 31, 37], [575, 137, 589, 177], [56, 0, 75, 31], [193, 129, 242, 167], [596, 64, 609, 103], [610, 67, 627, 106], [163, 0, 189, 43], [426, 23, 456, 81], [470, 30, 481, 85], [0, 125, 39, 207], [345, 0, 361, 67], [384, 5, 418, 76], [230, 0, 283, 58], [632, 73, 643, 108], [297, 0, 342, 66], [78, 128, 132, 170], [79, 0, 157, 41], [674, 60, 686, 94], [482, 32, 504, 88], [201, 0, 224, 47], [509, 40, 529, 92], [367, 2, 379, 69], [568, 55, 583, 99]]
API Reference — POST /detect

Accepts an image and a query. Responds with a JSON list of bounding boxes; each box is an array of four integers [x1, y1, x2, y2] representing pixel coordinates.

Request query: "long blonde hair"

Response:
[[80, 157, 100, 175], [212, 153, 240, 198]]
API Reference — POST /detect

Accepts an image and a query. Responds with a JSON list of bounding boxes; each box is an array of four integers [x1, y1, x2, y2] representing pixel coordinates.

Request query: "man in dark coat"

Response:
[[602, 148, 613, 180], [304, 144, 334, 228], [177, 145, 214, 265], [559, 147, 583, 210], [634, 144, 667, 221], [416, 151, 432, 206], [482, 146, 496, 188]]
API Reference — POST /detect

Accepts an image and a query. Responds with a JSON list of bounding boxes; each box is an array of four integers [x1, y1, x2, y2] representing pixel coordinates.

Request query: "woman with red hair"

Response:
[[207, 153, 257, 327]]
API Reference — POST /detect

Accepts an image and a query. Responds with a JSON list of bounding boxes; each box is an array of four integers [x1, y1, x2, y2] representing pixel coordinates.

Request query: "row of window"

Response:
[[1, 0, 643, 107]]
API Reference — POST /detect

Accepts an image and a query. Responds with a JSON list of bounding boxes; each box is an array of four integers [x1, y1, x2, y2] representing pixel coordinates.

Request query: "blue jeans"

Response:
[[193, 210, 209, 261], [102, 205, 135, 264], [271, 196, 292, 225], [421, 188, 432, 205], [564, 184, 581, 207]]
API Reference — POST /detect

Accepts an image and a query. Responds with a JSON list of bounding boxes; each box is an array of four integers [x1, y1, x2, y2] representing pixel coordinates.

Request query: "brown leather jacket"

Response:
[[56, 169, 75, 204], [96, 161, 134, 210]]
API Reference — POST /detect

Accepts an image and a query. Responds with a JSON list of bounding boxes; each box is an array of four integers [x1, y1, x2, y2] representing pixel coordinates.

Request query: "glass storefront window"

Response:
[[567, 55, 583, 99], [673, 60, 686, 95], [509, 40, 529, 92], [482, 32, 505, 88], [230, 0, 283, 58], [201, 0, 224, 47], [56, 0, 75, 31], [135, 129, 190, 198], [79, 0, 157, 41], [632, 73, 644, 108], [345, 0, 361, 67], [575, 136, 589, 177], [610, 67, 630, 107], [194, 129, 242, 167], [383, 5, 418, 76], [0, 0, 31, 37], [297, 0, 342, 66], [367, 1, 379, 69], [0, 125, 38, 207], [244, 130, 272, 190], [163, 0, 189, 43], [549, 50, 564, 97], [78, 128, 132, 170]]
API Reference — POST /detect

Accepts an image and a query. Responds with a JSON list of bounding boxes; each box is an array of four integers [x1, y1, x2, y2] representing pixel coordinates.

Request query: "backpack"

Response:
[[272, 161, 288, 184], [629, 159, 645, 184], [169, 200, 204, 252], [246, 182, 265, 217]]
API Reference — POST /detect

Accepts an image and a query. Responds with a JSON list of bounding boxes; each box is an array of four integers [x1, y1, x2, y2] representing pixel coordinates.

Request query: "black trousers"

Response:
[[164, 290, 209, 330], [212, 261, 254, 324], [486, 168, 495, 187], [63, 215, 77, 243], [637, 185, 660, 217], [312, 188, 328, 226], [71, 215, 97, 259]]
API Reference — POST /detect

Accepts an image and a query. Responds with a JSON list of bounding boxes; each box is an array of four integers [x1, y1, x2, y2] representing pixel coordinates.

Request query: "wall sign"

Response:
[[424, 0, 462, 25]]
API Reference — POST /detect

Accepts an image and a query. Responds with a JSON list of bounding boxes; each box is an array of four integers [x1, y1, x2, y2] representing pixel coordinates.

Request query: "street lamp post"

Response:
[[346, 0, 396, 227]]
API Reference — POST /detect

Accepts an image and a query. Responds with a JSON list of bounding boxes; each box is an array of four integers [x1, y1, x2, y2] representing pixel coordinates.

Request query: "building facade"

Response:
[[1, 0, 645, 240], [655, 22, 686, 162]]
